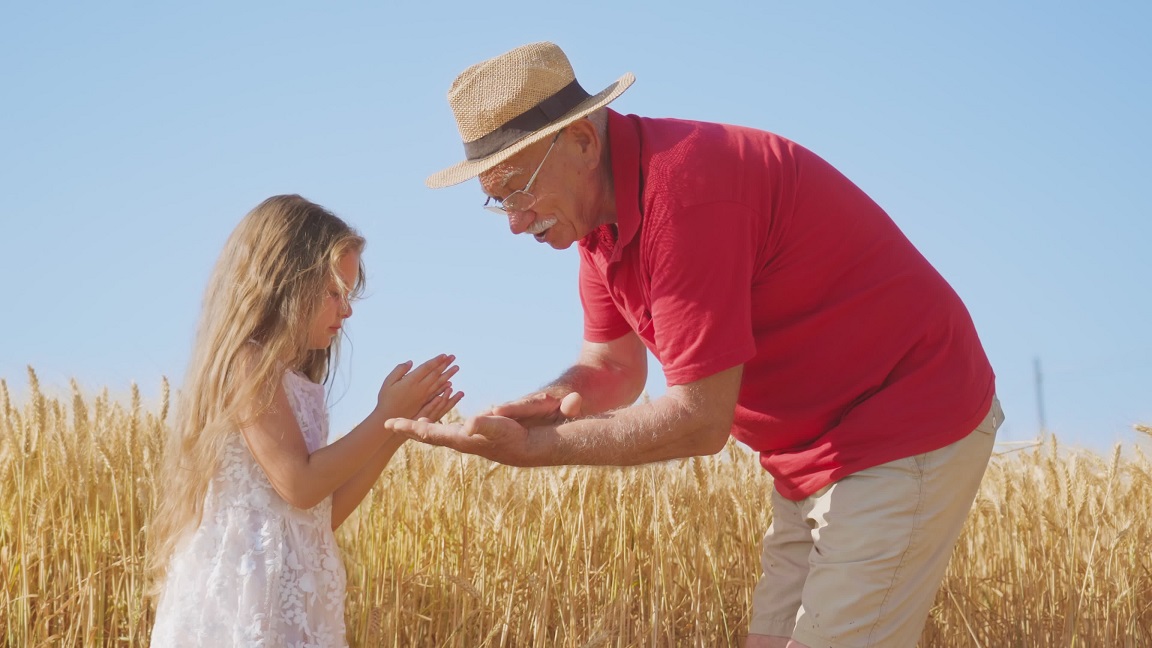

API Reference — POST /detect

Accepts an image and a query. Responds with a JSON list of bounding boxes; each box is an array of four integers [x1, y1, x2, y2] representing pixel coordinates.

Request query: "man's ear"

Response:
[[566, 119, 602, 169]]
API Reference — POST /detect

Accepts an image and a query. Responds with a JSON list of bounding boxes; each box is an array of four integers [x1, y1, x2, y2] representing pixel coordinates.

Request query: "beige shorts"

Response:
[[749, 397, 1003, 648]]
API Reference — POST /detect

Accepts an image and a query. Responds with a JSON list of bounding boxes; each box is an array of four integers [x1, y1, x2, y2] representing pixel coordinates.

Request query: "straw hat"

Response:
[[426, 42, 634, 189]]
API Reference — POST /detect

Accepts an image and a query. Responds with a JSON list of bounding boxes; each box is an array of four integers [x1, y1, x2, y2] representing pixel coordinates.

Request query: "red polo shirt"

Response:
[[579, 110, 995, 500]]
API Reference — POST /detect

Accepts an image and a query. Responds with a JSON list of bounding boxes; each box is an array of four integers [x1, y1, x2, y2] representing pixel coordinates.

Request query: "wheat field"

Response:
[[1, 367, 1150, 647]]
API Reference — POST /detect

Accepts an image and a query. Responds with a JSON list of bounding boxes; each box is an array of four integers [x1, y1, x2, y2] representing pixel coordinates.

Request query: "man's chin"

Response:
[[531, 228, 573, 250]]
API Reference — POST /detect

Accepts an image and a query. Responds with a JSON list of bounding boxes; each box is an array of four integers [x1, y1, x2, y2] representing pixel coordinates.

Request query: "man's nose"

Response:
[[507, 209, 536, 235]]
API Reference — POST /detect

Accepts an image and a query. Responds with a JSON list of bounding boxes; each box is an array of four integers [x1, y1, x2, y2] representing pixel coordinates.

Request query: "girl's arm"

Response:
[[329, 432, 406, 529], [241, 355, 458, 512], [330, 388, 461, 529]]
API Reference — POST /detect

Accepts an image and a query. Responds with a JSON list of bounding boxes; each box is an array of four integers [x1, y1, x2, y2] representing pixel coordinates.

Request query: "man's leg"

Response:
[[793, 398, 1001, 647], [748, 398, 1002, 648], [746, 488, 814, 645]]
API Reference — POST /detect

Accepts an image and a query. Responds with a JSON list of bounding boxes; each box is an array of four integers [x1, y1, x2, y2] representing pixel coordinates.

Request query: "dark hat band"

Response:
[[462, 79, 591, 160]]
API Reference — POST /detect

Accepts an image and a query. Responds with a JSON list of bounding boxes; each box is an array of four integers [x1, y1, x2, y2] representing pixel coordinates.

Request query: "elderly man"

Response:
[[388, 42, 1002, 648]]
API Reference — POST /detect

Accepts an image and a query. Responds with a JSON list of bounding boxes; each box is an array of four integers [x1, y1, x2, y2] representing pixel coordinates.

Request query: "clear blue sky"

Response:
[[3, 2, 1149, 455]]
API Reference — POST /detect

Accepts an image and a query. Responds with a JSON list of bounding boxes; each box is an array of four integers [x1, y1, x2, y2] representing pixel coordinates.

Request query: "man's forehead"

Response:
[[479, 159, 527, 196], [480, 134, 561, 195]]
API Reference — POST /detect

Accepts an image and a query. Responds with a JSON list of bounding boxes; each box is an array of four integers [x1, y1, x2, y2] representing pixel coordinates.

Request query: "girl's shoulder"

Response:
[[281, 371, 327, 418], [283, 369, 324, 392], [280, 370, 329, 452]]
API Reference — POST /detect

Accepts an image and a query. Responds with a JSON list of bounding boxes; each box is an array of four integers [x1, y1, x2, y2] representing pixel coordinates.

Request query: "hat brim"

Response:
[[425, 72, 635, 189]]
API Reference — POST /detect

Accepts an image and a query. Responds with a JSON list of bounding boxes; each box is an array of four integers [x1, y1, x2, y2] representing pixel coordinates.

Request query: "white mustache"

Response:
[[526, 218, 557, 235]]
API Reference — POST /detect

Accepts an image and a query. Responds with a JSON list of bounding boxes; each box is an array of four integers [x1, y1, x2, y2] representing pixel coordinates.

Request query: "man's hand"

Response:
[[483, 391, 583, 427], [384, 415, 544, 467]]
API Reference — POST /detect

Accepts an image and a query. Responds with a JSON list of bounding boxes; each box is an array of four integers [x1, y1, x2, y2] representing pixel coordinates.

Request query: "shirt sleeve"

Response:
[[645, 200, 758, 385], [579, 247, 633, 342]]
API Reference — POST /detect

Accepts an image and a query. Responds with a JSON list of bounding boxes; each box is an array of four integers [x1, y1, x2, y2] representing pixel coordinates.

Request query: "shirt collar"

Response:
[[608, 109, 642, 262]]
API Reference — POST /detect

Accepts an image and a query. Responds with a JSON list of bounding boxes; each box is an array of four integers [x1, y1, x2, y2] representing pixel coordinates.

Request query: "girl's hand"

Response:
[[416, 384, 465, 423], [376, 354, 460, 420]]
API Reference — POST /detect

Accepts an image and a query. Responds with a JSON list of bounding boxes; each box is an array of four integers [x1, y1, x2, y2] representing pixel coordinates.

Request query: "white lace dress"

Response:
[[151, 372, 348, 647]]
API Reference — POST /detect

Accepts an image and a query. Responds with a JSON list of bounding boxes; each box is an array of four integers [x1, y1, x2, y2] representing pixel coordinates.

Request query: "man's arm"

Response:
[[387, 363, 742, 468], [538, 363, 741, 465], [487, 331, 649, 425], [547, 332, 649, 414]]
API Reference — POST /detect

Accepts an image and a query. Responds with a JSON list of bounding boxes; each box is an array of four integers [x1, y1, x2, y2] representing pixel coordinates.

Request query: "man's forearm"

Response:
[[528, 390, 730, 466], [545, 361, 645, 415]]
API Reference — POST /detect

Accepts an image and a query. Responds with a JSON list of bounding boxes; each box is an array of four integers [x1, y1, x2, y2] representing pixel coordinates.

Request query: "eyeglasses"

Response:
[[483, 130, 563, 215]]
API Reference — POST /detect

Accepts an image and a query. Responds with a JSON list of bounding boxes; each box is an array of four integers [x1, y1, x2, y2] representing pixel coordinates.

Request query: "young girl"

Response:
[[148, 195, 462, 647]]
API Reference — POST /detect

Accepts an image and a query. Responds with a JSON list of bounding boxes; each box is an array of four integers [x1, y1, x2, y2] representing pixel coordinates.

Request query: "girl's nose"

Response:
[[342, 300, 353, 318]]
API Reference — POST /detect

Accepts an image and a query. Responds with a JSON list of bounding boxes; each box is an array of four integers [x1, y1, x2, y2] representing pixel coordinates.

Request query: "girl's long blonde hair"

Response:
[[147, 194, 365, 594]]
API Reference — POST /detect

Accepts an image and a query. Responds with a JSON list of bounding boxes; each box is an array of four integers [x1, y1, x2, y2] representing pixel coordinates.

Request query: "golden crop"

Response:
[[2, 368, 1149, 646]]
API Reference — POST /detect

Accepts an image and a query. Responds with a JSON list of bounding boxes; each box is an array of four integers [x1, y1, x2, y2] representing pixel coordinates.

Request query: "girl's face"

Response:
[[308, 250, 360, 350]]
